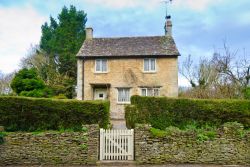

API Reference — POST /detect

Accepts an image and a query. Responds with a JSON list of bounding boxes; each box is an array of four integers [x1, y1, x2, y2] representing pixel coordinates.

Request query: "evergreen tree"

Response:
[[40, 5, 87, 98], [10, 68, 53, 98]]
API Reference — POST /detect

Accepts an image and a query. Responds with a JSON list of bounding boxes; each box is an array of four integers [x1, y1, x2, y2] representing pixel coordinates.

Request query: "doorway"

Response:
[[94, 88, 108, 100]]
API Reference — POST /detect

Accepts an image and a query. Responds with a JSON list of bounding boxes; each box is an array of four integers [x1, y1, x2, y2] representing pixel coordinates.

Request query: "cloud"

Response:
[[0, 5, 46, 73], [83, 0, 226, 11], [83, 0, 160, 10], [173, 0, 225, 11], [178, 76, 190, 87]]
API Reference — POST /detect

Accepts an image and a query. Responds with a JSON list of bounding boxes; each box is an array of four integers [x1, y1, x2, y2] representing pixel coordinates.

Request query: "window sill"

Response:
[[143, 71, 157, 74], [94, 72, 108, 74], [117, 102, 131, 105]]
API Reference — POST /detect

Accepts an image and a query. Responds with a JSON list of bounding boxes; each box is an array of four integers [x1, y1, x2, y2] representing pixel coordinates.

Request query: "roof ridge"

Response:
[[91, 35, 170, 40], [78, 35, 180, 57]]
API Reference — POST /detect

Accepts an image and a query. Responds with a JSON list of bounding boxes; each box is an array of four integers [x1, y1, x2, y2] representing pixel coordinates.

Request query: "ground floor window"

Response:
[[117, 88, 130, 103], [141, 87, 160, 96]]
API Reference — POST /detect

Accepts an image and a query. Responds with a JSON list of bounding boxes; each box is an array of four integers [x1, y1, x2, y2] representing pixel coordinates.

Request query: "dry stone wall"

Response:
[[0, 124, 99, 165], [135, 125, 250, 165]]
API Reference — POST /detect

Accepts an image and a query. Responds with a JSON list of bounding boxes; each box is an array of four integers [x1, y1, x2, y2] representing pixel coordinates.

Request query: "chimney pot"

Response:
[[86, 27, 93, 39], [165, 19, 172, 36]]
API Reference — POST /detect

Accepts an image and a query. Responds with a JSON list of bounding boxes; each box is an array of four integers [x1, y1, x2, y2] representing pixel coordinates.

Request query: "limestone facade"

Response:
[[78, 57, 178, 119]]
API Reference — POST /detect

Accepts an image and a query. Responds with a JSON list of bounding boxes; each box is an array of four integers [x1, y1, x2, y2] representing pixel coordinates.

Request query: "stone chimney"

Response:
[[86, 27, 93, 39], [165, 17, 172, 36]]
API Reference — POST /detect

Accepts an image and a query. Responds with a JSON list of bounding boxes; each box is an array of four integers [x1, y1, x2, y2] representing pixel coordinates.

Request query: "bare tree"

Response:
[[20, 45, 62, 86], [0, 71, 14, 95], [180, 43, 250, 99], [212, 44, 250, 88], [180, 55, 218, 88]]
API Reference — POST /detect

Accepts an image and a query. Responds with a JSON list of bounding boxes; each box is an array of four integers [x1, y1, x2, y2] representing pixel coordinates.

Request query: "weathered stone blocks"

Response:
[[134, 124, 250, 165], [0, 124, 99, 165]]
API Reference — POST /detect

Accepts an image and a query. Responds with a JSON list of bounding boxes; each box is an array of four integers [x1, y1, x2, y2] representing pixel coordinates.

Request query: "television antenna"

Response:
[[161, 0, 173, 20]]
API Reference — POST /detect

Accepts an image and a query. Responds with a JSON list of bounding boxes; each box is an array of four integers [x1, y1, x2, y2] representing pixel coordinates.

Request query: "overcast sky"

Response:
[[0, 0, 250, 86]]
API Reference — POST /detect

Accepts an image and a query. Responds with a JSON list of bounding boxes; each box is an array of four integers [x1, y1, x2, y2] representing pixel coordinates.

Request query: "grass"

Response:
[[149, 121, 250, 141], [150, 128, 168, 137], [150, 122, 217, 141], [30, 126, 88, 135]]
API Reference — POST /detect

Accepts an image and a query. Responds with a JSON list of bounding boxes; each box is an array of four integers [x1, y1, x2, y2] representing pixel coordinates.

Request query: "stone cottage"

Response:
[[76, 18, 180, 122]]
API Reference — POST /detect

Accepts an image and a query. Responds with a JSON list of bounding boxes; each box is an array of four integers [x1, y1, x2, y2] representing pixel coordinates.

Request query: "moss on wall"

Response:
[[135, 124, 250, 165], [0, 125, 99, 165]]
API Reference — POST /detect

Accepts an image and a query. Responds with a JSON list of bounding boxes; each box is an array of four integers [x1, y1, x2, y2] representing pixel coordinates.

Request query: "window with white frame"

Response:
[[95, 59, 107, 72], [141, 88, 160, 97], [144, 58, 156, 72], [117, 88, 130, 103]]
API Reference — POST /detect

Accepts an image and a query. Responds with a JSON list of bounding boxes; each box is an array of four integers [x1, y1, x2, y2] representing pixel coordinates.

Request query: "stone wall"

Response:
[[135, 125, 250, 165], [0, 125, 99, 165]]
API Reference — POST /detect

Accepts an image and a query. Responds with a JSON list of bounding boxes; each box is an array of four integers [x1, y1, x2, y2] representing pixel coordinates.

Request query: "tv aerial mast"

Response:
[[162, 0, 173, 19], [162, 0, 173, 35]]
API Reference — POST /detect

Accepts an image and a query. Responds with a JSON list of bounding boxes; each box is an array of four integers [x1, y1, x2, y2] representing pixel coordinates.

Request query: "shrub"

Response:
[[150, 128, 168, 137], [20, 87, 53, 98], [11, 68, 45, 94], [53, 94, 68, 99], [243, 87, 250, 99], [125, 105, 139, 129], [150, 125, 216, 141], [126, 96, 250, 129], [0, 96, 109, 131]]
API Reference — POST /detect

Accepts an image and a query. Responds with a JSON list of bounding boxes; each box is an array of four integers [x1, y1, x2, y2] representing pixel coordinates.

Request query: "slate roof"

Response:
[[77, 35, 180, 58]]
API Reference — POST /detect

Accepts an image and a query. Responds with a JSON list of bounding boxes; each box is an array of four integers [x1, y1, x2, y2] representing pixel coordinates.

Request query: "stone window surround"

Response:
[[93, 58, 158, 74], [141, 87, 160, 97], [116, 87, 131, 104], [95, 59, 108, 73], [143, 58, 157, 73]]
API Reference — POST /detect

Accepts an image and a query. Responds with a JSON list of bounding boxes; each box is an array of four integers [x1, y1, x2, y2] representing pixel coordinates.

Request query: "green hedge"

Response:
[[0, 96, 109, 131], [125, 96, 250, 129]]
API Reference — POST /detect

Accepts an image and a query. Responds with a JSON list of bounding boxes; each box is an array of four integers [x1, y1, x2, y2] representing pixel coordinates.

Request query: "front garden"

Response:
[[125, 95, 250, 130], [0, 96, 108, 165], [126, 96, 250, 164], [0, 96, 109, 131]]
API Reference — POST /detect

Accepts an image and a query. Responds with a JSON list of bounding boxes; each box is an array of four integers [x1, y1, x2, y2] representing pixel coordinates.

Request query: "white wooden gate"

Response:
[[100, 129, 134, 161]]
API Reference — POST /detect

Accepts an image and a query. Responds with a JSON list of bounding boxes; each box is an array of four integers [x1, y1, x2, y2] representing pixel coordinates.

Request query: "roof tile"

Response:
[[77, 35, 180, 57]]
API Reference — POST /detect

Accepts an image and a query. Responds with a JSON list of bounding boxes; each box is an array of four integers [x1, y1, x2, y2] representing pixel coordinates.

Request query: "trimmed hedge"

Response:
[[125, 96, 250, 130], [0, 96, 109, 131]]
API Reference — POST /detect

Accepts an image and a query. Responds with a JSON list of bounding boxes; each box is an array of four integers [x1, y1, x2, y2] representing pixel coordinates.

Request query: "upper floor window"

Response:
[[144, 58, 156, 72], [95, 59, 107, 73], [117, 88, 130, 103], [141, 88, 160, 97]]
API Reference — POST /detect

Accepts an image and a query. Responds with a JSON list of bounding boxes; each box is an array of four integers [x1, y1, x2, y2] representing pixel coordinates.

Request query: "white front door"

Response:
[[94, 89, 107, 100]]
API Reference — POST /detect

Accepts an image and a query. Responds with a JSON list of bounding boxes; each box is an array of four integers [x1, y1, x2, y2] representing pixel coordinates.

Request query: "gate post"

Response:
[[131, 129, 134, 160], [100, 128, 104, 160]]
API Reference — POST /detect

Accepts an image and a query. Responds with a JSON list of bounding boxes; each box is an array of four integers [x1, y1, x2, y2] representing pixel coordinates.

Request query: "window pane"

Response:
[[122, 89, 126, 101], [125, 89, 129, 101], [118, 88, 130, 102], [154, 88, 159, 96], [141, 89, 147, 96], [102, 59, 107, 72], [147, 88, 153, 96], [118, 89, 123, 102], [150, 59, 156, 71], [96, 60, 101, 71], [144, 59, 149, 71]]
